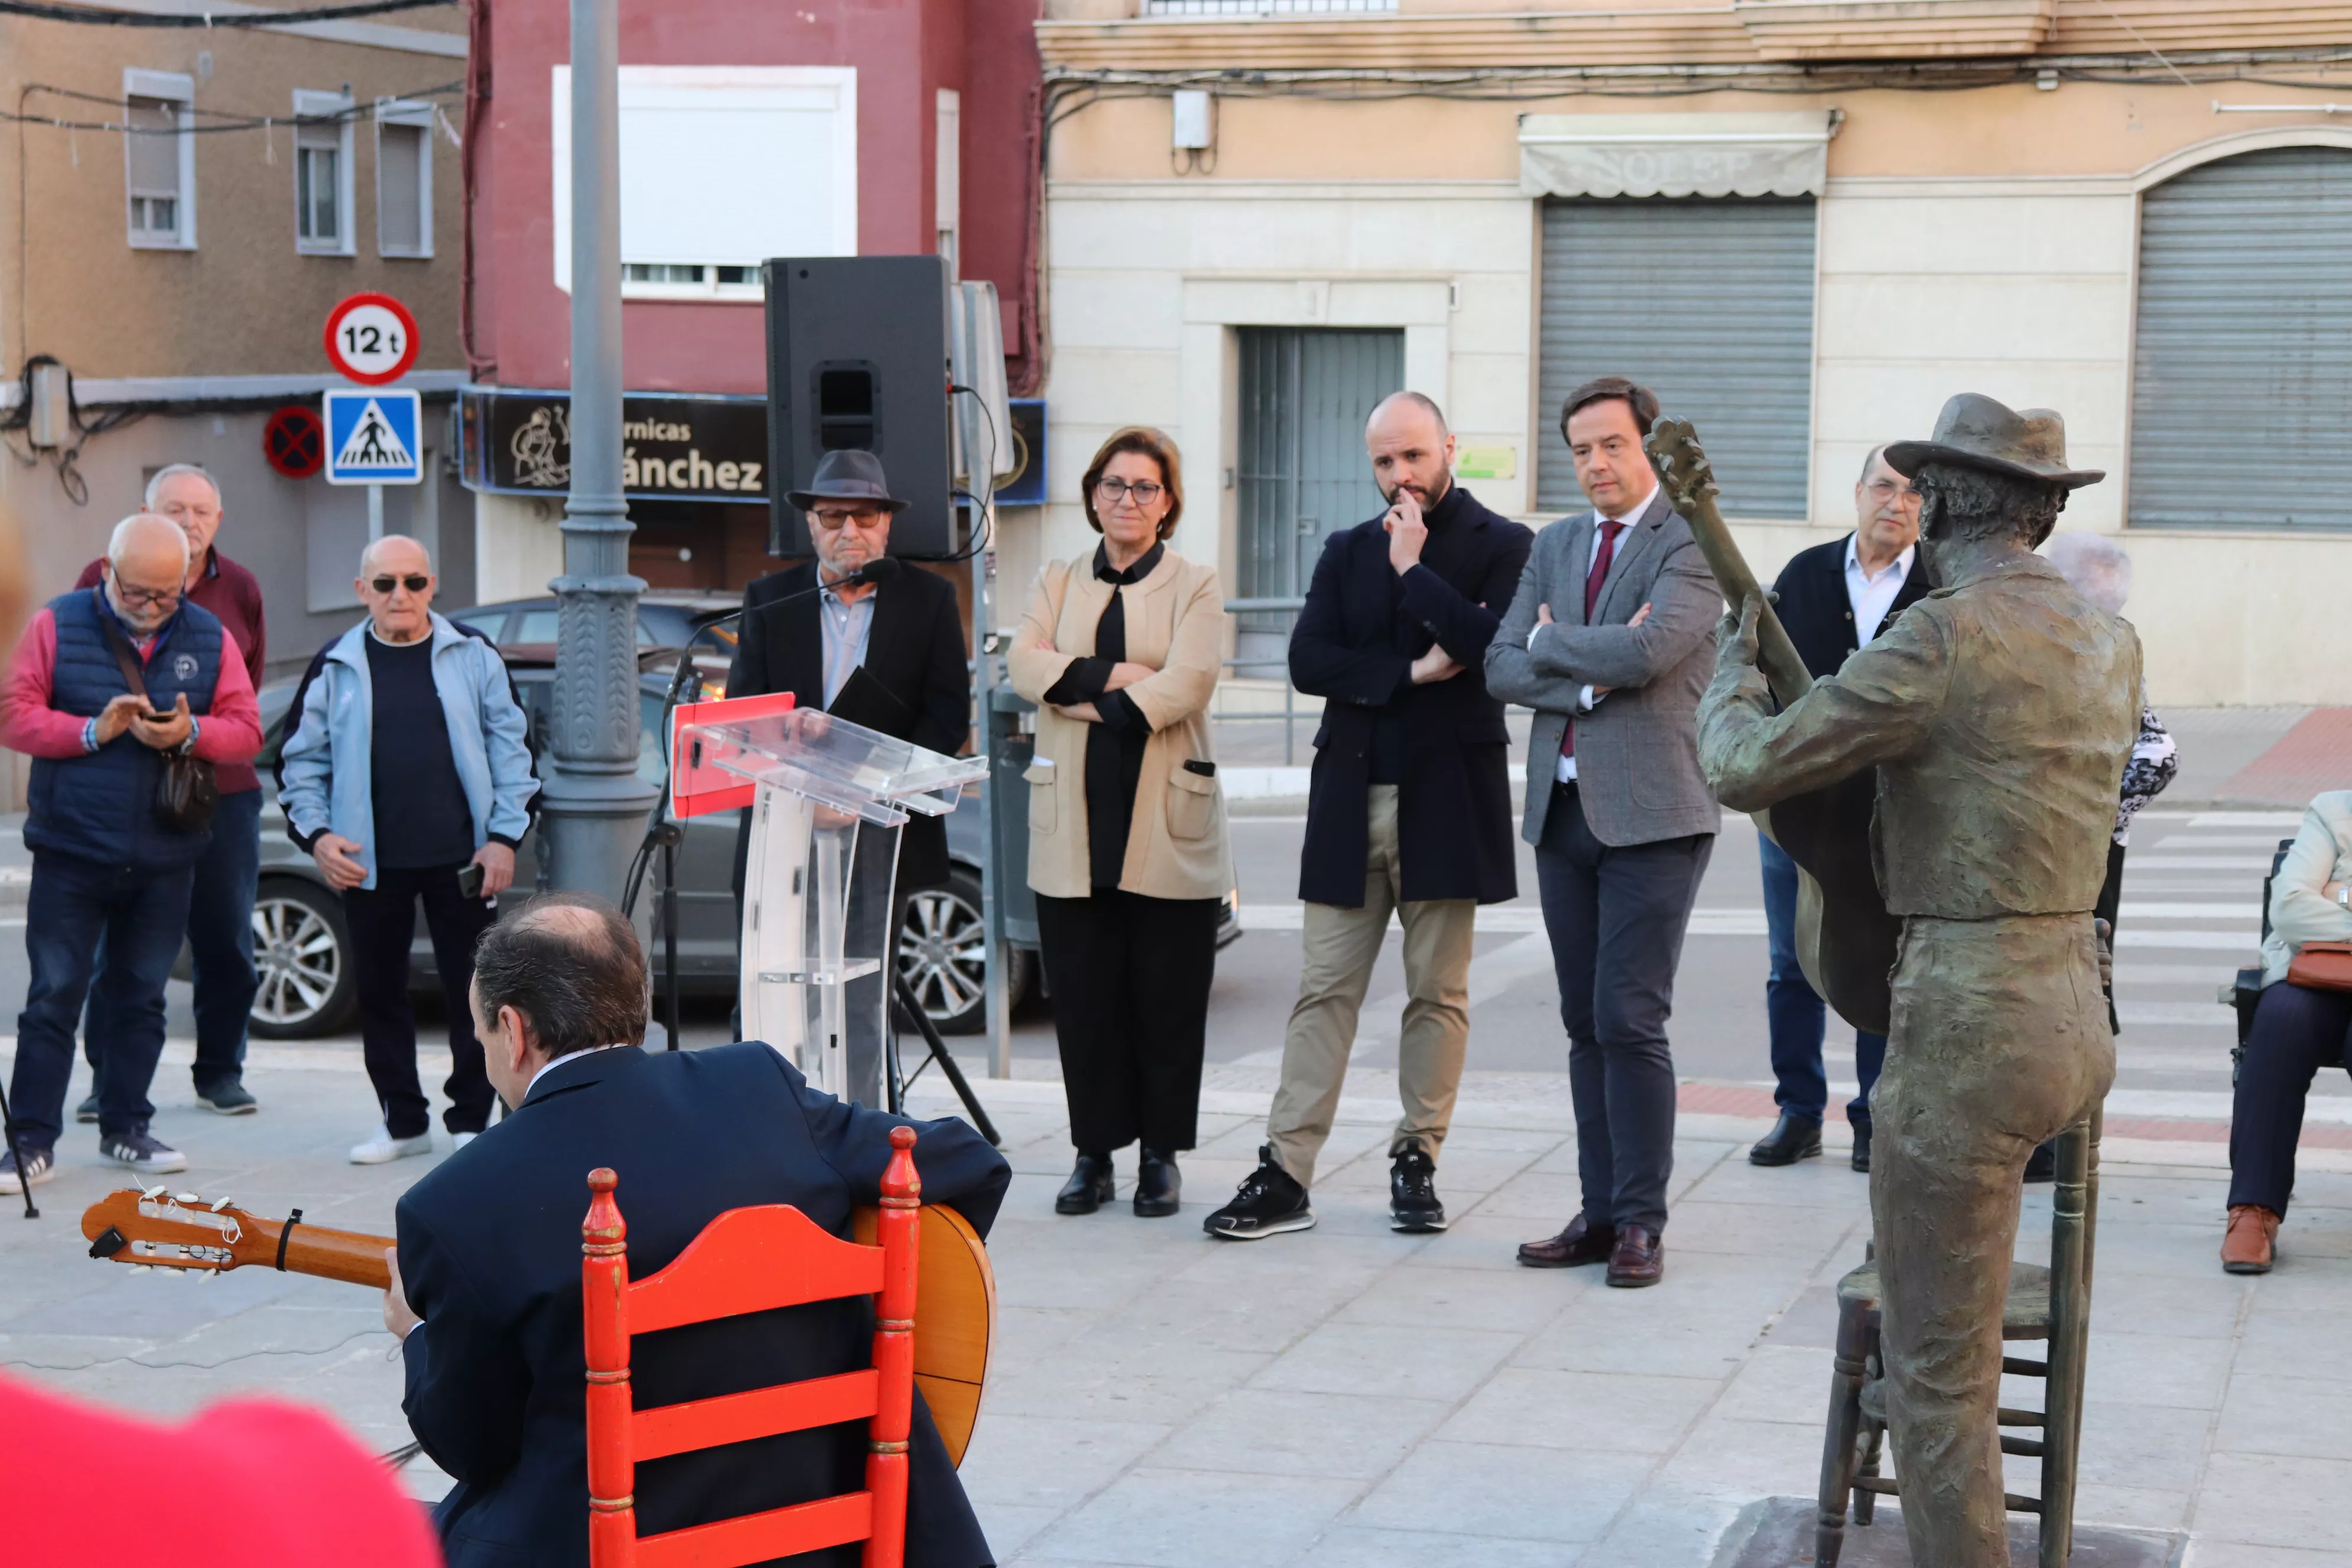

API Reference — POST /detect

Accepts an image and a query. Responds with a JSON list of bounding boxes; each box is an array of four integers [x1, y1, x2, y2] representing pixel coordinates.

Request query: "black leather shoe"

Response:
[[1134, 1149, 1181, 1217], [1517, 1212, 1616, 1268], [1055, 1153, 1116, 1215], [1606, 1223, 1664, 1288], [1749, 1114, 1824, 1167], [1850, 1121, 1873, 1173]]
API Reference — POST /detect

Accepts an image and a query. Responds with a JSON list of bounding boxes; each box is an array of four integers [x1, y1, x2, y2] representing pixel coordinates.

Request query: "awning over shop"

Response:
[[1517, 112, 1839, 200]]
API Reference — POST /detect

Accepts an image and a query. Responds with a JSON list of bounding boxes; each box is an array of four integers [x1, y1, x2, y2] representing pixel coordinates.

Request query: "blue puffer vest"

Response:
[[25, 587, 224, 872]]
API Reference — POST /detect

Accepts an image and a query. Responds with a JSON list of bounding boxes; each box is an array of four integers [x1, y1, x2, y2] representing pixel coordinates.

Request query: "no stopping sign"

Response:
[[323, 293, 420, 386], [263, 405, 325, 479]]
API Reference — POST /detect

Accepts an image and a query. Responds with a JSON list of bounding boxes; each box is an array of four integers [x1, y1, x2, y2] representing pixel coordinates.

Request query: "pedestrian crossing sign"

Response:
[[322, 388, 424, 485]]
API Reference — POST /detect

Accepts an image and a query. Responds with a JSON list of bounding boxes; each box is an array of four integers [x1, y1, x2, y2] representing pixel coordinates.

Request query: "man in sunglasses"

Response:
[[71, 465, 269, 1120], [1, 514, 263, 1191], [277, 535, 540, 1167]]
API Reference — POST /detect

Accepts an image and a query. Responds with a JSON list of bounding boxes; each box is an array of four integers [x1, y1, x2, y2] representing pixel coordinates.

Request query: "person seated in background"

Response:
[[385, 893, 1010, 1568], [2222, 789, 2352, 1273]]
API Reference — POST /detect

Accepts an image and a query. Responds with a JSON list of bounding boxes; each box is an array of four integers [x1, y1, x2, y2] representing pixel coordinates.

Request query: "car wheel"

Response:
[[899, 868, 1029, 1035], [249, 880, 358, 1039]]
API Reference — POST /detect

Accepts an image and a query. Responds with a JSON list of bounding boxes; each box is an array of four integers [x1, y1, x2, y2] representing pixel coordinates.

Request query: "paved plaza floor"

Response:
[[2, 1037, 2347, 1567]]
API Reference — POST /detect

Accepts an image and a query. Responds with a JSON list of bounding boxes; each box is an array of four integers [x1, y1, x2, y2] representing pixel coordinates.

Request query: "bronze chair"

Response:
[[1814, 1106, 2101, 1567]]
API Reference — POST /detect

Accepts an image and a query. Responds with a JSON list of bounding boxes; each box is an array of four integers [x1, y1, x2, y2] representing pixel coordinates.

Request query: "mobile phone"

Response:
[[455, 862, 487, 900]]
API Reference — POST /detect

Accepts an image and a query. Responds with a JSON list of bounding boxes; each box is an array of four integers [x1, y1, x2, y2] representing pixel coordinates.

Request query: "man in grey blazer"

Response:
[[1484, 375, 1722, 1286]]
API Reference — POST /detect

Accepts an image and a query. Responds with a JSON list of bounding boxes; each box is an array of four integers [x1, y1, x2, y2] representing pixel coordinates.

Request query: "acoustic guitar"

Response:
[[79, 1187, 996, 1466], [1646, 417, 1903, 1035]]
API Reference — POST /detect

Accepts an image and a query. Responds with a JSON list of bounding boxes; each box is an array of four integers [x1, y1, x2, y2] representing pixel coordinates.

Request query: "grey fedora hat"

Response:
[[1884, 393, 2105, 490], [786, 448, 910, 512]]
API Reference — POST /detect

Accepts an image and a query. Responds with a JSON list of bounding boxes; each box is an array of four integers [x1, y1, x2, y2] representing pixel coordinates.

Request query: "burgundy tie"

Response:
[[1561, 520, 1626, 761]]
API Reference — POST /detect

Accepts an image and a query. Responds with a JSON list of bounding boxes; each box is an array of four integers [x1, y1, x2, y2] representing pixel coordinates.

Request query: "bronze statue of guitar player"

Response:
[[1690, 394, 2137, 1567]]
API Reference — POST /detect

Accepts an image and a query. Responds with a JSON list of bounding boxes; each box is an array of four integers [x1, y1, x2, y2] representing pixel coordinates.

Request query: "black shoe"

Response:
[[0, 1144, 55, 1194], [74, 1095, 100, 1125], [196, 1080, 258, 1116], [1850, 1121, 1873, 1173], [1390, 1146, 1447, 1232], [2024, 1140, 2057, 1184], [1135, 1148, 1181, 1217], [99, 1127, 187, 1175], [1749, 1114, 1823, 1167], [1203, 1145, 1315, 1240], [1055, 1153, 1116, 1215]]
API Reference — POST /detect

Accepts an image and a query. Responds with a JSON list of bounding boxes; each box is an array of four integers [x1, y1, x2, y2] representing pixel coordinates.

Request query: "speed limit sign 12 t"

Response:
[[324, 293, 420, 386]]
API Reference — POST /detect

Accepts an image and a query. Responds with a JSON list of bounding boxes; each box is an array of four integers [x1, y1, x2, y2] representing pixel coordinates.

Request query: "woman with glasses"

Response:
[[1009, 427, 1231, 1218]]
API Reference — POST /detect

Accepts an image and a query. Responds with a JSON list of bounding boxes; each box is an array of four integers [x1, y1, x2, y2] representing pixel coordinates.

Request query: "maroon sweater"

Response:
[[75, 547, 267, 793]]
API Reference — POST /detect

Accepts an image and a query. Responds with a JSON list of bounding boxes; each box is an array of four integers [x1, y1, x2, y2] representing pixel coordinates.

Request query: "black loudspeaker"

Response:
[[764, 256, 955, 558]]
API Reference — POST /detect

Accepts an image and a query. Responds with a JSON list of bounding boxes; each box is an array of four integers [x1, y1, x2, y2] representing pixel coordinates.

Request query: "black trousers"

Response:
[[343, 864, 498, 1138], [1534, 783, 1713, 1235], [1034, 890, 1220, 1154], [2229, 981, 2352, 1217]]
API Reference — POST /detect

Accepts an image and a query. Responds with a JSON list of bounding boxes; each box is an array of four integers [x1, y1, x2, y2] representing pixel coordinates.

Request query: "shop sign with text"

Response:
[[460, 388, 768, 504]]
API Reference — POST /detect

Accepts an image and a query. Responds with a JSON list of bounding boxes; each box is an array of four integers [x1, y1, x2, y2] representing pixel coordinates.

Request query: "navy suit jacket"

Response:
[[397, 1043, 1011, 1568], [1288, 485, 1534, 907], [1769, 534, 1935, 683]]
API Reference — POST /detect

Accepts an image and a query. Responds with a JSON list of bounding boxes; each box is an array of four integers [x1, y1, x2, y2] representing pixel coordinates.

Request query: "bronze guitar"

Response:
[[80, 1187, 995, 1467], [1646, 417, 1902, 1035]]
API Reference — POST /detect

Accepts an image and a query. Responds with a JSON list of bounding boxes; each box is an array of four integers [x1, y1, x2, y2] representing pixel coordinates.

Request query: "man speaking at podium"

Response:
[[729, 449, 972, 906]]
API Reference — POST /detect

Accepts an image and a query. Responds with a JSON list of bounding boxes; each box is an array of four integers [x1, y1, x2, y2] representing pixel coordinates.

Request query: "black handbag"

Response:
[[98, 613, 218, 835]]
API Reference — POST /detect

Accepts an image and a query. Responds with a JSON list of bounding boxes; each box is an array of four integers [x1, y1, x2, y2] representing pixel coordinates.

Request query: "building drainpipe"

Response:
[[542, 0, 658, 904]]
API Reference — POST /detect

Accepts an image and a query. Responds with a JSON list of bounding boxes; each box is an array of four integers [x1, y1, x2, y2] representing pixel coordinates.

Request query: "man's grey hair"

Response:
[[2043, 531, 2131, 616], [358, 533, 433, 577], [108, 512, 191, 571], [1858, 445, 1892, 485], [1914, 462, 2065, 552], [144, 463, 221, 511], [472, 894, 649, 1059]]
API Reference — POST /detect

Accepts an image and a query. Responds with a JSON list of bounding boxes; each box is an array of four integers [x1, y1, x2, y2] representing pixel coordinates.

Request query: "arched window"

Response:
[[2130, 145, 2352, 530]]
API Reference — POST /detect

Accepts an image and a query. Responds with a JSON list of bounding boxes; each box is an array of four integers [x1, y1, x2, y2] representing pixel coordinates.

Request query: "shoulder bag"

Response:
[[97, 615, 218, 835], [2287, 940, 2352, 993]]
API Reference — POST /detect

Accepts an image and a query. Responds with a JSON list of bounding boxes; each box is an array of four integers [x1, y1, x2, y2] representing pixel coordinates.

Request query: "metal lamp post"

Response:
[[543, 0, 659, 901]]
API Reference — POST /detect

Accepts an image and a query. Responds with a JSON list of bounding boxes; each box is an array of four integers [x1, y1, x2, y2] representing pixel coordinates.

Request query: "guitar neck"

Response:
[[1675, 487, 1815, 708], [253, 1216, 394, 1290]]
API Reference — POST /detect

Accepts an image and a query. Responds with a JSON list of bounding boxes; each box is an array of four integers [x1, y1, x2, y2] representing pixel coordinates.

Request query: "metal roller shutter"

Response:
[[2129, 146, 2352, 531], [1537, 196, 1817, 520]]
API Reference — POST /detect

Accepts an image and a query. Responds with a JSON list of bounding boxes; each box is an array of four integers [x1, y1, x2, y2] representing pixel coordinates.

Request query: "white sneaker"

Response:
[[452, 1131, 478, 1151], [349, 1128, 435, 1166]]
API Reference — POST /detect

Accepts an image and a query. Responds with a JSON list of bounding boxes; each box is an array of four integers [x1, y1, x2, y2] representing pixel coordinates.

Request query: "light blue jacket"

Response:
[[279, 614, 540, 891]]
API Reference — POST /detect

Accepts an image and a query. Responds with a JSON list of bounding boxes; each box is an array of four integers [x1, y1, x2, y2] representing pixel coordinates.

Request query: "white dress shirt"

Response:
[[1535, 478, 1658, 783], [1844, 534, 1916, 645], [524, 1041, 629, 1097]]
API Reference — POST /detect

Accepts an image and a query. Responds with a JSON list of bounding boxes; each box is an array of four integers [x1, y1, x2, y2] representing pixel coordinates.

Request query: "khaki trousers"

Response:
[[1267, 785, 1476, 1189]]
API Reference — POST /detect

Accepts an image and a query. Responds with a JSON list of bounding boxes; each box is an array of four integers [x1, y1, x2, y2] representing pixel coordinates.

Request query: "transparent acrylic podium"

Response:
[[675, 701, 985, 1108]]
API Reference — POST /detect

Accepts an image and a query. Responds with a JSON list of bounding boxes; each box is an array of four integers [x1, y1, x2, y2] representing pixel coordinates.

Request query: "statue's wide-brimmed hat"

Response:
[[786, 448, 910, 512], [1885, 394, 2105, 490]]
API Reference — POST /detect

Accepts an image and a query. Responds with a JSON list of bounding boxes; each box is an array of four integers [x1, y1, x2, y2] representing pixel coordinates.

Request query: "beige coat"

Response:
[[1007, 548, 1231, 901], [2260, 790, 2352, 986]]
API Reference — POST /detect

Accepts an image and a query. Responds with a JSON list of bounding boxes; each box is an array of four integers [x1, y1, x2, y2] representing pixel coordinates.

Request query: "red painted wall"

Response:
[[472, 0, 1039, 396]]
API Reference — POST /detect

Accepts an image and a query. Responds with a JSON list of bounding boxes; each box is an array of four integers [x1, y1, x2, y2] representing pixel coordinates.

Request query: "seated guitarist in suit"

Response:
[[728, 449, 972, 907], [1745, 445, 1932, 1175], [380, 894, 1010, 1568]]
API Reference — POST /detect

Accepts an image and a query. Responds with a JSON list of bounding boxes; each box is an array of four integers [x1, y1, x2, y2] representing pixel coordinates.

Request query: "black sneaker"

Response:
[[75, 1095, 100, 1125], [1203, 1145, 1315, 1240], [196, 1081, 259, 1116], [99, 1128, 187, 1175], [1390, 1146, 1447, 1232], [0, 1145, 55, 1194]]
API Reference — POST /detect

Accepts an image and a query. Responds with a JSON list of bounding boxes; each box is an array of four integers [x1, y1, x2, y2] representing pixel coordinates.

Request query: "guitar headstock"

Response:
[[81, 1187, 277, 1275], [1645, 417, 1720, 515]]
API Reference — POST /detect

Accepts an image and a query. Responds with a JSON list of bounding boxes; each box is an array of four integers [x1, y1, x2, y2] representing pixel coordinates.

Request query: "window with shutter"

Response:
[[294, 90, 354, 254], [122, 76, 193, 249], [375, 104, 433, 257]]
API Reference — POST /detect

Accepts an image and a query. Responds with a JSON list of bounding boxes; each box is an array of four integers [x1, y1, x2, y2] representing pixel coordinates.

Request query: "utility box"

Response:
[[26, 362, 70, 450], [1171, 89, 1214, 152], [763, 255, 956, 558]]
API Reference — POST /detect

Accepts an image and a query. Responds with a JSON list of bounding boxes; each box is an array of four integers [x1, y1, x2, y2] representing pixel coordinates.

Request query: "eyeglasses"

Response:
[[1864, 479, 1919, 501], [370, 574, 432, 594], [114, 584, 182, 609], [1096, 478, 1164, 506], [809, 507, 886, 530]]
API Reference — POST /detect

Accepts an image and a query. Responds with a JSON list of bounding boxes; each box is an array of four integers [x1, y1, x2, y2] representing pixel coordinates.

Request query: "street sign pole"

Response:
[[367, 483, 384, 543], [540, 0, 656, 904]]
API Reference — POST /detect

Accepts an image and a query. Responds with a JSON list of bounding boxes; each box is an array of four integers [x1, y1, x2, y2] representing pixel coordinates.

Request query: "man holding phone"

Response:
[[277, 536, 538, 1166]]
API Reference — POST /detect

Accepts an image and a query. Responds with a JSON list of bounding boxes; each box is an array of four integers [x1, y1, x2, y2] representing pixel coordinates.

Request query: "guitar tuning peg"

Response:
[[142, 1184, 167, 1200], [209, 1196, 233, 1211], [129, 1265, 153, 1275], [174, 1192, 200, 1204]]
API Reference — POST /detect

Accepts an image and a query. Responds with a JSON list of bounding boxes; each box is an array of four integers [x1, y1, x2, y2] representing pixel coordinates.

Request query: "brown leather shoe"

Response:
[[1606, 1223, 1664, 1288], [2222, 1204, 2279, 1274], [1517, 1212, 1615, 1269]]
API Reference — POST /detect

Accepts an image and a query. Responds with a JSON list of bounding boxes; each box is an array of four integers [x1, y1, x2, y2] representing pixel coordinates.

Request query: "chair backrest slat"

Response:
[[628, 1204, 884, 1335], [632, 1368, 881, 1464], [634, 1491, 874, 1568]]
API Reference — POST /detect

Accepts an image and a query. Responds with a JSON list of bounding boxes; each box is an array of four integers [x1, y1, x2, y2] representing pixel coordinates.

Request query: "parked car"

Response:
[[441, 592, 742, 665]]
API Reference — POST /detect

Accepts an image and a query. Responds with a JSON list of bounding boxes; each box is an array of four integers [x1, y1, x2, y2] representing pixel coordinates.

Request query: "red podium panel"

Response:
[[669, 691, 798, 819]]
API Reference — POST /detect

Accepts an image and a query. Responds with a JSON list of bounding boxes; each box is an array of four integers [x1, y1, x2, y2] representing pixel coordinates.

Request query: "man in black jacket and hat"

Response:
[[1205, 392, 1532, 1241]]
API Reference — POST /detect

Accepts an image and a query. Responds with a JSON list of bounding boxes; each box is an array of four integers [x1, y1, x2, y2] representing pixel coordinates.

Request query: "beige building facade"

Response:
[[1021, 2, 2352, 707]]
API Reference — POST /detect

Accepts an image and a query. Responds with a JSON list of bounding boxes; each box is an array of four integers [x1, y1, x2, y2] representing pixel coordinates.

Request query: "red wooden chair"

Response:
[[582, 1126, 921, 1568]]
